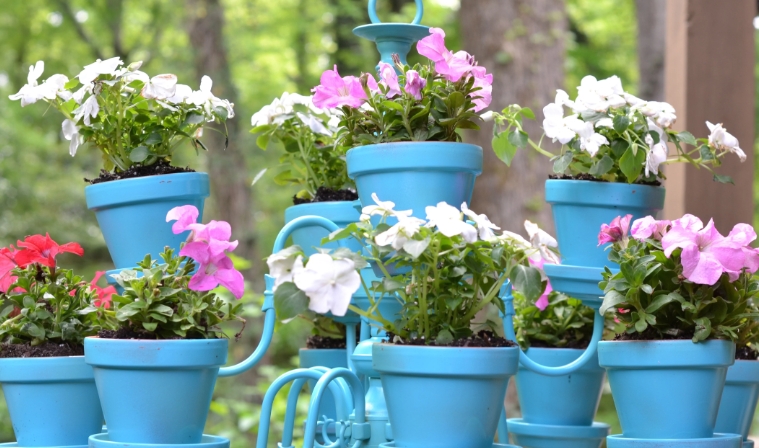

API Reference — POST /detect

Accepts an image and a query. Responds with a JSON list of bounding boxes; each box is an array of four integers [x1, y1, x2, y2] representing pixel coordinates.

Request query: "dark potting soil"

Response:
[[0, 342, 84, 358], [85, 161, 195, 184], [386, 330, 517, 348], [548, 173, 661, 187], [306, 331, 361, 349], [736, 345, 759, 361], [98, 328, 159, 340], [528, 337, 590, 350], [293, 187, 358, 205], [613, 327, 694, 341]]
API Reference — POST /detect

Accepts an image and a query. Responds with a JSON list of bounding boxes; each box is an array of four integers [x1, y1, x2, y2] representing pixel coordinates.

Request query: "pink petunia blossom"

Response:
[[661, 215, 746, 285], [0, 247, 17, 293], [167, 205, 238, 256], [89, 271, 116, 309], [180, 242, 245, 299], [416, 28, 449, 62], [727, 223, 759, 277], [528, 253, 552, 311], [470, 66, 493, 112], [404, 70, 426, 100], [598, 215, 632, 246], [312, 66, 368, 109], [378, 62, 401, 98], [631, 216, 671, 241], [416, 28, 472, 82], [166, 205, 199, 234]]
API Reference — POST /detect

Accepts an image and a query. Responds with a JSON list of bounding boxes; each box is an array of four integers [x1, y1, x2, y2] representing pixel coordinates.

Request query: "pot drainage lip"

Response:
[[507, 418, 610, 438], [606, 433, 742, 447]]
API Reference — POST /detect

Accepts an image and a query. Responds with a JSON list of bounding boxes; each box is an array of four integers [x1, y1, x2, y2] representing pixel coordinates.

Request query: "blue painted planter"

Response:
[[347, 142, 482, 220], [298, 348, 348, 425], [606, 433, 742, 447], [373, 343, 518, 448], [380, 444, 519, 448], [284, 201, 362, 256], [84, 337, 227, 444], [88, 433, 230, 448], [715, 360, 759, 443], [85, 173, 210, 269], [516, 348, 605, 426], [598, 339, 734, 439], [545, 180, 665, 268], [507, 419, 609, 448], [0, 356, 103, 447]]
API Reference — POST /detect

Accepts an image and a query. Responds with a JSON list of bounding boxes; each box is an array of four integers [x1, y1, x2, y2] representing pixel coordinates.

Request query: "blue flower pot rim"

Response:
[[84, 337, 228, 368], [0, 355, 94, 383], [85, 172, 210, 210], [725, 359, 759, 384], [284, 200, 362, 223], [519, 346, 602, 373], [0, 444, 87, 448], [605, 433, 742, 447], [598, 339, 735, 368], [372, 343, 519, 377], [346, 142, 483, 177], [88, 433, 229, 448], [544, 179, 665, 208], [379, 443, 518, 448], [506, 418, 610, 438]]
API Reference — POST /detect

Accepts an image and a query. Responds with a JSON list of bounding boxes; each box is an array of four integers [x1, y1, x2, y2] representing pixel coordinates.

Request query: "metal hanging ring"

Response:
[[368, 0, 424, 24]]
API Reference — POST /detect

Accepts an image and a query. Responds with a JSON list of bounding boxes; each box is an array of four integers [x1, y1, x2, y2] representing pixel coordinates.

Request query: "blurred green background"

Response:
[[0, 0, 755, 446]]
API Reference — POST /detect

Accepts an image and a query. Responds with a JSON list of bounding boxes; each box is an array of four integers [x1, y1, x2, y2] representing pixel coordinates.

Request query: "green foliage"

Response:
[[599, 238, 759, 342], [0, 265, 111, 346], [513, 290, 595, 349], [111, 247, 245, 339]]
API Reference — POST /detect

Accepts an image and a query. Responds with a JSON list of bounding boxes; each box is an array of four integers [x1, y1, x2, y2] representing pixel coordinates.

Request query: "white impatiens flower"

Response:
[[62, 119, 83, 156], [267, 250, 304, 290], [250, 92, 322, 128], [425, 202, 477, 243], [73, 95, 99, 126], [293, 253, 361, 316], [77, 57, 123, 85], [360, 193, 411, 220], [166, 84, 192, 104], [499, 230, 532, 252], [706, 121, 745, 162], [644, 118, 669, 176], [574, 75, 626, 113], [296, 112, 330, 135], [524, 220, 561, 265], [573, 121, 609, 157], [375, 215, 427, 251], [187, 76, 235, 121], [8, 61, 48, 106], [141, 74, 178, 100], [44, 74, 71, 101], [542, 103, 577, 144], [623, 92, 644, 107], [461, 202, 500, 241], [638, 101, 676, 128], [595, 117, 613, 128]]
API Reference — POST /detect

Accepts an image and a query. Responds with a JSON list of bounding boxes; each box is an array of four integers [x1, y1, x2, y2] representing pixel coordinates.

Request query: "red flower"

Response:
[[14, 234, 83, 268], [0, 247, 18, 293], [90, 271, 116, 309]]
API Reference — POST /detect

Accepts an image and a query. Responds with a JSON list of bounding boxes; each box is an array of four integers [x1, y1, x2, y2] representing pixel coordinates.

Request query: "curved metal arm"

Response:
[[369, 0, 423, 24], [346, 322, 358, 373], [273, 215, 345, 254], [501, 284, 603, 376], [305, 368, 369, 448]]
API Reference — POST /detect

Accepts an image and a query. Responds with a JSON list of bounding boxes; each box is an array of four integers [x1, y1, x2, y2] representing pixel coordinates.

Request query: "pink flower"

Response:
[[0, 247, 18, 293], [416, 28, 472, 82], [365, 73, 379, 92], [470, 66, 493, 112], [90, 271, 116, 309], [166, 205, 199, 234], [167, 205, 238, 257], [180, 242, 245, 299], [661, 215, 745, 285], [528, 254, 552, 311], [631, 216, 671, 241], [535, 282, 551, 311], [727, 223, 759, 276], [417, 28, 449, 62], [598, 215, 632, 246], [312, 66, 368, 109], [378, 62, 401, 98], [404, 70, 426, 100]]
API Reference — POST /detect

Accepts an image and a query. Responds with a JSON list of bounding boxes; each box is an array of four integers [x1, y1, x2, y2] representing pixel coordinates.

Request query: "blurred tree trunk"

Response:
[[635, 0, 666, 101], [461, 0, 566, 236], [186, 0, 256, 274], [330, 0, 366, 74]]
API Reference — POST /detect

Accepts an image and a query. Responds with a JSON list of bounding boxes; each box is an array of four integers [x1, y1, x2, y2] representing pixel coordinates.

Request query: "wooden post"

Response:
[[663, 0, 756, 228]]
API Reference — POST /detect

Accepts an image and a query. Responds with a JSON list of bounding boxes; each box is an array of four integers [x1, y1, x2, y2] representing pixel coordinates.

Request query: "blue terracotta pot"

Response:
[[347, 142, 482, 220], [284, 201, 362, 256], [715, 360, 759, 442], [606, 433, 743, 447], [88, 433, 230, 448], [84, 337, 227, 444], [298, 348, 348, 425], [85, 173, 210, 269], [0, 356, 103, 447], [516, 348, 605, 426], [507, 419, 609, 448], [598, 339, 734, 439], [373, 343, 518, 448], [545, 180, 665, 268]]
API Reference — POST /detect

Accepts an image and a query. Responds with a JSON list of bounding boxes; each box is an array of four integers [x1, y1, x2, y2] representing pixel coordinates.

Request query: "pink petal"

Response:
[[215, 268, 245, 299], [188, 269, 220, 291], [535, 295, 549, 311], [631, 216, 656, 241], [619, 214, 633, 235], [681, 245, 724, 285], [416, 28, 448, 62], [661, 226, 698, 258], [166, 205, 199, 234], [179, 241, 212, 265], [728, 223, 757, 246]]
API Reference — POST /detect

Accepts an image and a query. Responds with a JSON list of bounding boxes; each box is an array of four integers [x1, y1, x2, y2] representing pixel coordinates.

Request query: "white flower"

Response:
[[77, 57, 123, 84], [461, 202, 500, 241], [62, 119, 83, 156], [166, 84, 192, 104], [121, 70, 149, 85], [639, 101, 676, 128], [9, 61, 49, 106], [425, 202, 477, 243], [141, 74, 178, 100], [542, 103, 577, 144], [296, 112, 331, 135], [706, 121, 745, 162], [480, 111, 494, 122], [524, 220, 561, 264], [360, 193, 411, 220], [187, 76, 235, 120], [574, 75, 626, 113], [327, 114, 341, 131], [267, 251, 304, 290], [73, 95, 99, 126], [72, 83, 93, 105], [44, 74, 71, 101], [645, 141, 668, 177], [573, 121, 608, 157], [293, 253, 361, 316], [375, 216, 426, 251], [623, 92, 644, 107], [499, 230, 532, 252], [595, 117, 613, 128]]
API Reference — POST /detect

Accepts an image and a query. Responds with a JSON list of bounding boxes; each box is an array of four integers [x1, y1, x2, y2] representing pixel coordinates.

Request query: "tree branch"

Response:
[[54, 0, 105, 60]]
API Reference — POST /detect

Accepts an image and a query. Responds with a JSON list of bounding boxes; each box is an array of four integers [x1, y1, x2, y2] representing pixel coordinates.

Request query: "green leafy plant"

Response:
[[111, 247, 245, 339], [513, 290, 596, 350]]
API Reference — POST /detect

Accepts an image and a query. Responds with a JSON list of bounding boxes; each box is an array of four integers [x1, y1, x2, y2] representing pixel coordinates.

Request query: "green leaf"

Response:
[[676, 131, 697, 146], [693, 317, 712, 342], [645, 293, 678, 313], [381, 101, 404, 112], [613, 114, 630, 133], [151, 304, 174, 316], [553, 152, 573, 173], [507, 130, 528, 149], [444, 295, 463, 311], [589, 155, 613, 176], [273, 282, 309, 321], [713, 174, 734, 184], [448, 91, 465, 110], [492, 133, 517, 166], [144, 133, 163, 145], [213, 106, 229, 120], [435, 329, 454, 345], [256, 133, 270, 150], [509, 265, 543, 303], [619, 145, 646, 183], [402, 238, 430, 259], [519, 107, 536, 120], [250, 124, 272, 134], [610, 139, 628, 158], [183, 113, 205, 126], [634, 318, 648, 332], [699, 145, 715, 161], [600, 290, 627, 315], [142, 322, 158, 332], [129, 146, 149, 163]]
